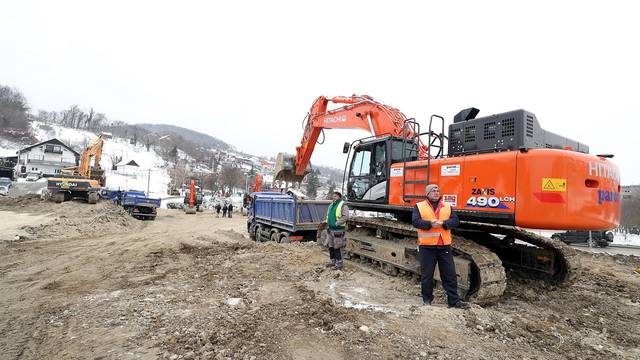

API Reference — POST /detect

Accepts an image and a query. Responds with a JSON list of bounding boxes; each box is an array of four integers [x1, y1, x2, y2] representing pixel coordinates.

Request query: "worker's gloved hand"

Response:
[[318, 221, 327, 230]]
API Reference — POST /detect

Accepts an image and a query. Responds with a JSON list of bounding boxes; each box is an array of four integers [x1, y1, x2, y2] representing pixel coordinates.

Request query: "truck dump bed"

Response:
[[252, 192, 330, 232]]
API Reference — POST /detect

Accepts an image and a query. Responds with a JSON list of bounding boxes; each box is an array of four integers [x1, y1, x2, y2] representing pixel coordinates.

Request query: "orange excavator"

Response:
[[251, 174, 263, 193], [275, 94, 621, 304], [184, 179, 198, 214]]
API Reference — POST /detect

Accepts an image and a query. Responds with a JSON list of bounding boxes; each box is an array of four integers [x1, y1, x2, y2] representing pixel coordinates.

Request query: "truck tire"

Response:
[[255, 225, 266, 242], [279, 232, 291, 244], [270, 229, 280, 242], [249, 224, 256, 240], [54, 192, 65, 204]]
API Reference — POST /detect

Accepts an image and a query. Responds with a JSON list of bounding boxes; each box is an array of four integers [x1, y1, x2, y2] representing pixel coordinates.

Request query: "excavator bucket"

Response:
[[273, 152, 308, 183]]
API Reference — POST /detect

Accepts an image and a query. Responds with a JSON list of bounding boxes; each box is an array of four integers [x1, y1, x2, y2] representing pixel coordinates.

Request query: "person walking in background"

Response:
[[227, 202, 234, 218], [222, 203, 228, 218], [215, 203, 221, 218], [412, 184, 470, 309]]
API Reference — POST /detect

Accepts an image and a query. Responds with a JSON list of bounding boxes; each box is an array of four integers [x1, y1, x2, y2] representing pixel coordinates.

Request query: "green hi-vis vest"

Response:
[[326, 200, 344, 230]]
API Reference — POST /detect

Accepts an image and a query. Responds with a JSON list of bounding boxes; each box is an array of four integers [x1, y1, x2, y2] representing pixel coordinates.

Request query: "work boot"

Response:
[[448, 301, 471, 310], [326, 259, 336, 268], [333, 260, 343, 270], [423, 300, 432, 306]]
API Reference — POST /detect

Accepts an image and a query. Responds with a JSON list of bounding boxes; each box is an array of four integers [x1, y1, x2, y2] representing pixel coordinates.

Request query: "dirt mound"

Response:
[[0, 194, 45, 212], [20, 202, 142, 240]]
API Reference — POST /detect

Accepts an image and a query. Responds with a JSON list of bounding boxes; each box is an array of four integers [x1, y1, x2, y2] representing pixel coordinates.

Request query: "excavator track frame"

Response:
[[344, 217, 579, 305]]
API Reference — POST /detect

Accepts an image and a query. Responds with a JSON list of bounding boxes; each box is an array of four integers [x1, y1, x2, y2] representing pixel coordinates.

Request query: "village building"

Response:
[[13, 138, 79, 177]]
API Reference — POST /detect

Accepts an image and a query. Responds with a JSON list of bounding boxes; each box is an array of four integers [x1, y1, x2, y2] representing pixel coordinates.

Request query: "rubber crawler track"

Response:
[[346, 217, 579, 304]]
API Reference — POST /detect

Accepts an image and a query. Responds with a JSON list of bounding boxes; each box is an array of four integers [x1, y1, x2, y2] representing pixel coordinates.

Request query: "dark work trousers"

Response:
[[419, 245, 459, 306], [327, 231, 344, 262]]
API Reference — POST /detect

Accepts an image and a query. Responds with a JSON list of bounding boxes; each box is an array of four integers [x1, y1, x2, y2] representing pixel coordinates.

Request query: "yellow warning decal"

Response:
[[542, 178, 567, 192]]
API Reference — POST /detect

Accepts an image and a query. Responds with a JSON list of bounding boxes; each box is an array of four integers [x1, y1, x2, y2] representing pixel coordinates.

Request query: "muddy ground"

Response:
[[1, 196, 639, 360]]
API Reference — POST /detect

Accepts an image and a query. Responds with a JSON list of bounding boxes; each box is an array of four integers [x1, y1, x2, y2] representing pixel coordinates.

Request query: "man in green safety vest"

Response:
[[324, 191, 349, 270]]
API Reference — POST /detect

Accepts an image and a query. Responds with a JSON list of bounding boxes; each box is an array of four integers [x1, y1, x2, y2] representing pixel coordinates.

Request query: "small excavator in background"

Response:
[[184, 179, 199, 214], [47, 134, 105, 204], [275, 94, 621, 304], [251, 174, 263, 193]]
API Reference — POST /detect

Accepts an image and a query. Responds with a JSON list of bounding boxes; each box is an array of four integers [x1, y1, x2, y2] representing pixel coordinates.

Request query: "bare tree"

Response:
[[110, 154, 123, 170], [143, 133, 156, 151], [220, 165, 245, 194], [0, 85, 30, 130]]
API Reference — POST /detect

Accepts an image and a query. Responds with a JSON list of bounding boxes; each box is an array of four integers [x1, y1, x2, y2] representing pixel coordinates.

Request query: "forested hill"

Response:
[[139, 123, 231, 151]]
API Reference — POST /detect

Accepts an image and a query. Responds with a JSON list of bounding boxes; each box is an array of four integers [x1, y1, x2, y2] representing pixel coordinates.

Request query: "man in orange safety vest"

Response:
[[412, 184, 470, 309]]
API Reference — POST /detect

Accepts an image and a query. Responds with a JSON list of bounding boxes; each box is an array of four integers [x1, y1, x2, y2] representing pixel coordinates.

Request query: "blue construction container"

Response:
[[247, 192, 331, 242]]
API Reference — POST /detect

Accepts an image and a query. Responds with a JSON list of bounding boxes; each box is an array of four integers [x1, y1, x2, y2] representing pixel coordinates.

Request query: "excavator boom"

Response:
[[275, 95, 426, 182]]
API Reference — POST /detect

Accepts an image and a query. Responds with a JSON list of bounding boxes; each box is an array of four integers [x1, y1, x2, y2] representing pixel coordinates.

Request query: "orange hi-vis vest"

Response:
[[416, 200, 453, 246]]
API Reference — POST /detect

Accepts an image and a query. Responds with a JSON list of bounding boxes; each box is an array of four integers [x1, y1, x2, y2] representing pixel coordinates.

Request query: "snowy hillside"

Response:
[[29, 122, 171, 198], [0, 138, 20, 158]]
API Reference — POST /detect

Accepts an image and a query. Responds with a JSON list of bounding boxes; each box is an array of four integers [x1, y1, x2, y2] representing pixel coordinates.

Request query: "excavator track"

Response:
[[454, 222, 580, 284], [345, 217, 507, 305], [344, 217, 580, 305]]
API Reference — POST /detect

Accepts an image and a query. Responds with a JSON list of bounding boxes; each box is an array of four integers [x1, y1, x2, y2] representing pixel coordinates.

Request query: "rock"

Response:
[[359, 325, 370, 333], [224, 298, 243, 306], [183, 351, 195, 360], [420, 351, 428, 357]]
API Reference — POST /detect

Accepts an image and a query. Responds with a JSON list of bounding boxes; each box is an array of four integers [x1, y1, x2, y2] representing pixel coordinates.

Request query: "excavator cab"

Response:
[[345, 136, 419, 203]]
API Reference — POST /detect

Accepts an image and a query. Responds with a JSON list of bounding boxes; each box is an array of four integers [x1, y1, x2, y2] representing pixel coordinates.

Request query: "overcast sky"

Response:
[[1, 1, 638, 184]]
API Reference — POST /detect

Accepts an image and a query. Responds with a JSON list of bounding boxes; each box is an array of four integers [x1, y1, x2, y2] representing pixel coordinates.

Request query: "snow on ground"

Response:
[[31, 121, 97, 149], [30, 122, 171, 199], [613, 232, 640, 246], [100, 137, 171, 199], [0, 138, 21, 157]]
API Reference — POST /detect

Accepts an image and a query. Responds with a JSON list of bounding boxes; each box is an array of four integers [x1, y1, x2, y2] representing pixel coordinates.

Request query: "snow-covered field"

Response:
[[613, 232, 640, 247], [0, 138, 20, 157]]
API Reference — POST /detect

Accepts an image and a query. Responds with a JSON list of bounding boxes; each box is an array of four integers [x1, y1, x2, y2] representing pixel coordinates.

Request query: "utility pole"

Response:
[[147, 168, 151, 196]]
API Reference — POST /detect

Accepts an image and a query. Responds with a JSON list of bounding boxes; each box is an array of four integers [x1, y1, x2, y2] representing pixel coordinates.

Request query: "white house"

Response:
[[14, 138, 79, 177], [115, 159, 140, 177]]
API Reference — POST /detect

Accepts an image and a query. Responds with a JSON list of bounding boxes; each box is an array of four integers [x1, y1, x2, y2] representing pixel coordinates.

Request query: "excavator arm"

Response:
[[276, 95, 425, 182], [78, 134, 104, 178]]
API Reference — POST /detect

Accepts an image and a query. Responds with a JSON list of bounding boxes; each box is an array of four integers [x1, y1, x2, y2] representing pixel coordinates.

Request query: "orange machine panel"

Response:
[[514, 149, 620, 230], [388, 152, 517, 213], [388, 149, 620, 230]]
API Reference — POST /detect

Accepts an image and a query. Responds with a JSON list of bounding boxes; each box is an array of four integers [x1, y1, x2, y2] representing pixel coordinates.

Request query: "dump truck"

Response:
[[120, 190, 161, 220], [247, 191, 331, 243]]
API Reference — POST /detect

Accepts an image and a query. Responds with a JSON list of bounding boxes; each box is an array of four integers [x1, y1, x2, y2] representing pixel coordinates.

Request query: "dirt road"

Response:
[[1, 197, 639, 359]]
